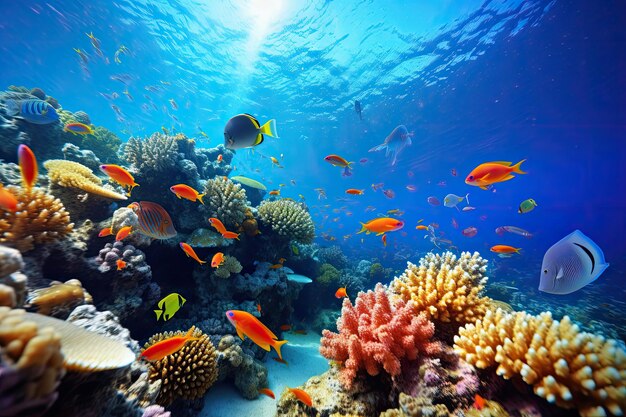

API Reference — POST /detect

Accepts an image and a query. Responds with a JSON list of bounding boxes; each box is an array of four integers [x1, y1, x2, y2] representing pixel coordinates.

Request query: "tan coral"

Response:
[[44, 159, 127, 200], [380, 392, 450, 417], [27, 279, 92, 317], [453, 309, 626, 417], [258, 199, 315, 243], [390, 251, 490, 324], [144, 326, 218, 406], [0, 186, 74, 252], [204, 176, 249, 229], [213, 255, 243, 279]]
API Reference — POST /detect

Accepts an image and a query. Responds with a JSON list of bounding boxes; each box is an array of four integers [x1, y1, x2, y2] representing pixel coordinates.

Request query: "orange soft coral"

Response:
[[320, 283, 440, 389]]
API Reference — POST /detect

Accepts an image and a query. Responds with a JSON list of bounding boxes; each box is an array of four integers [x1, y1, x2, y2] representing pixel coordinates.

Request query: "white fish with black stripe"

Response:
[[539, 230, 609, 295]]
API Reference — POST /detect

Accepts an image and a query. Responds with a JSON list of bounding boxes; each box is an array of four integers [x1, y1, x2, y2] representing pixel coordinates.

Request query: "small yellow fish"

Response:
[[154, 293, 186, 321]]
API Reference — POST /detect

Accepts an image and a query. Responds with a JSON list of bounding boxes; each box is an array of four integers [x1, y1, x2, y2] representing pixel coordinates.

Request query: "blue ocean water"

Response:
[[1, 1, 625, 414]]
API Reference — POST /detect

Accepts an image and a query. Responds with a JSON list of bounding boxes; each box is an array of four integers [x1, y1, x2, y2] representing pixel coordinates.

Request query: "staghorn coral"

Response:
[[390, 251, 490, 325], [0, 186, 73, 252], [213, 255, 243, 279], [26, 279, 92, 318], [454, 308, 626, 417], [204, 176, 249, 230], [258, 199, 315, 243], [144, 326, 218, 406], [0, 306, 65, 416], [122, 133, 178, 174], [320, 283, 440, 389], [44, 159, 127, 200]]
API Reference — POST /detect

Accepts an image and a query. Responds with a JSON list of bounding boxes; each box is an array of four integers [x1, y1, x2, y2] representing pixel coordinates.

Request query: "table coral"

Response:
[[144, 326, 218, 406], [204, 176, 249, 229], [320, 283, 441, 389], [258, 199, 315, 244], [44, 159, 127, 200], [0, 186, 73, 252], [453, 308, 626, 417], [390, 251, 490, 325]]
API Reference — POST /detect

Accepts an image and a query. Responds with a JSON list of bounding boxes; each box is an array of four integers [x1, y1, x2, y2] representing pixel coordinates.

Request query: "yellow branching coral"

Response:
[[144, 326, 218, 406], [258, 199, 315, 243], [44, 159, 127, 200], [0, 186, 74, 252], [390, 251, 490, 324], [453, 309, 626, 417], [27, 279, 92, 317]]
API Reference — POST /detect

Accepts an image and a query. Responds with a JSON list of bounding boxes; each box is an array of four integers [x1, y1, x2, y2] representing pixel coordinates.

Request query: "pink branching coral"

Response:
[[320, 283, 441, 389]]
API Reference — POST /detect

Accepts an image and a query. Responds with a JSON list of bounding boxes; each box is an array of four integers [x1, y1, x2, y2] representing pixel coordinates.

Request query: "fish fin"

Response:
[[356, 222, 367, 234], [479, 172, 491, 181], [197, 193, 205, 205], [556, 267, 564, 279], [500, 175, 515, 182], [511, 159, 527, 174], [253, 134, 265, 146], [5, 100, 19, 116], [259, 119, 278, 138], [236, 326, 246, 341], [176, 194, 181, 199], [376, 232, 385, 236], [480, 186, 489, 190], [489, 161, 512, 166], [273, 339, 288, 360], [368, 143, 386, 153], [178, 294, 186, 306], [154, 309, 163, 320]]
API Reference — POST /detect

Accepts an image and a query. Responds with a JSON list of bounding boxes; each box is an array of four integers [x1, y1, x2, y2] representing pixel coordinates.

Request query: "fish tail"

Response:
[[515, 247, 522, 253], [511, 159, 527, 174], [154, 309, 163, 320], [259, 119, 278, 138], [273, 339, 288, 361], [197, 193, 206, 205], [356, 222, 367, 234], [5, 99, 19, 116]]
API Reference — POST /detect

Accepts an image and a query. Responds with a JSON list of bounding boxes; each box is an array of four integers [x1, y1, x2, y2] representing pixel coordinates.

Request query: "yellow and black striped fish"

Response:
[[128, 201, 177, 239]]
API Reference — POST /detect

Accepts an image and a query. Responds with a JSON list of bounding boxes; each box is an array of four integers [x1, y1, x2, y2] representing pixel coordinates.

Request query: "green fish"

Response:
[[291, 244, 299, 256], [518, 198, 538, 214], [154, 292, 186, 321]]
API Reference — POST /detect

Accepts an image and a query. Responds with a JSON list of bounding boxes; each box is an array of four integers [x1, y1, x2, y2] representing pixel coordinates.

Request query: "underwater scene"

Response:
[[0, 1, 625, 416]]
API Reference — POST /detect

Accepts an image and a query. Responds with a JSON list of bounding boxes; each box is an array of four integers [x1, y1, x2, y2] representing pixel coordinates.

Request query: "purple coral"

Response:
[[95, 241, 149, 273], [142, 405, 171, 417]]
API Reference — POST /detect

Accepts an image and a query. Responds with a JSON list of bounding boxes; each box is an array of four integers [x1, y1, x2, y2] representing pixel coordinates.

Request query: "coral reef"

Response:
[[316, 263, 341, 286], [143, 326, 218, 406], [317, 245, 349, 269], [0, 306, 65, 417], [216, 334, 269, 399], [203, 176, 249, 230], [81, 126, 122, 164], [212, 255, 243, 279], [454, 308, 626, 417], [380, 392, 450, 417], [0, 186, 73, 252], [390, 251, 490, 325], [258, 199, 315, 243], [26, 279, 92, 318], [320, 283, 440, 389], [187, 227, 234, 248], [61, 142, 101, 171], [44, 159, 127, 200], [122, 133, 178, 175], [0, 245, 27, 307]]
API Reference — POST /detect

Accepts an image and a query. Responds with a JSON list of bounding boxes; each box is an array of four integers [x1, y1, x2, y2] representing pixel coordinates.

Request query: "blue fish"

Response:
[[368, 125, 414, 166], [5, 99, 59, 124]]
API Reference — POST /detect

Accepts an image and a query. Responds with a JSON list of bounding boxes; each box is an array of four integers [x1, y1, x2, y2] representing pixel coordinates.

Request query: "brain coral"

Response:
[[320, 283, 440, 389], [143, 326, 218, 406], [258, 199, 315, 243], [454, 308, 626, 417], [122, 133, 178, 174], [213, 255, 243, 279], [0, 186, 73, 252], [44, 159, 127, 200], [390, 251, 490, 325], [204, 177, 249, 230]]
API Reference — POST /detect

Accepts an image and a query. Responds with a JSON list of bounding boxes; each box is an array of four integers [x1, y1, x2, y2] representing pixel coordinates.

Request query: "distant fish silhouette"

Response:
[[354, 100, 362, 120]]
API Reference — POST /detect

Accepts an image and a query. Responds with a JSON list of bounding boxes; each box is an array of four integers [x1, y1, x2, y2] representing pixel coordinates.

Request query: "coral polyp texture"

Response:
[[26, 279, 92, 318], [203, 176, 249, 229], [0, 186, 73, 252], [213, 255, 243, 279], [122, 132, 178, 173], [453, 308, 626, 417], [143, 326, 218, 406], [390, 251, 490, 324], [320, 283, 440, 389], [258, 199, 315, 243], [0, 306, 65, 416], [44, 159, 127, 200]]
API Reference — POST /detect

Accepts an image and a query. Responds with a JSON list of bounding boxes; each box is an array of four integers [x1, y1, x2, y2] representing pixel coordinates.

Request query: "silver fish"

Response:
[[368, 125, 413, 166], [539, 230, 609, 295], [496, 226, 533, 238], [443, 193, 469, 209]]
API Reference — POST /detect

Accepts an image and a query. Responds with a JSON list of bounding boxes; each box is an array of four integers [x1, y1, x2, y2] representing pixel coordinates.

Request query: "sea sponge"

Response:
[[213, 255, 243, 279], [317, 263, 341, 286], [26, 279, 92, 318], [0, 306, 65, 416], [44, 159, 127, 200], [390, 251, 490, 324], [204, 176, 249, 230], [0, 186, 74, 252], [320, 283, 440, 389], [144, 326, 218, 406], [258, 199, 315, 243], [453, 309, 626, 417], [122, 133, 178, 173]]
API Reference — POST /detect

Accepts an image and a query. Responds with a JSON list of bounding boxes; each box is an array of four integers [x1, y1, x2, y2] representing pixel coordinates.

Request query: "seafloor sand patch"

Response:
[[201, 332, 328, 417]]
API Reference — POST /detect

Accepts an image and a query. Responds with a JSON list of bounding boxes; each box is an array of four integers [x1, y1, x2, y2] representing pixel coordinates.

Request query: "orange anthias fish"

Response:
[[279, 324, 291, 331], [116, 226, 132, 241], [258, 388, 275, 399], [382, 234, 387, 247], [490, 245, 522, 254], [100, 164, 139, 194], [98, 227, 113, 237], [269, 264, 283, 269], [0, 186, 18, 212], [179, 242, 207, 264], [474, 394, 486, 410], [345, 189, 364, 195], [257, 303, 262, 313], [211, 252, 225, 268], [416, 225, 429, 230], [140, 327, 200, 361], [18, 144, 38, 189], [116, 259, 127, 270], [170, 184, 205, 204], [208, 218, 227, 234], [221, 231, 240, 240], [335, 287, 348, 299], [287, 388, 312, 407], [324, 154, 353, 177], [269, 190, 280, 196], [226, 310, 288, 360], [465, 160, 527, 189], [217, 154, 223, 163], [357, 217, 404, 236]]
